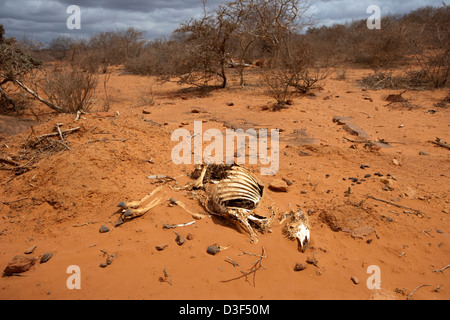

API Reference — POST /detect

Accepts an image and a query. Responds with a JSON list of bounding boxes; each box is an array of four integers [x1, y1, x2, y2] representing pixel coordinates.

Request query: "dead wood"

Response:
[[365, 195, 424, 217], [429, 137, 450, 150], [13, 79, 64, 113]]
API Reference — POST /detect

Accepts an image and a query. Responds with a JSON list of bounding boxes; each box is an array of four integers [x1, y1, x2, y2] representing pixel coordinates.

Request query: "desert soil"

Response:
[[0, 67, 449, 300]]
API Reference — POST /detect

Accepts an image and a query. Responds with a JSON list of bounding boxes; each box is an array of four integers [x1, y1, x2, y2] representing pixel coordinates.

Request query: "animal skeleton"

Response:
[[280, 210, 311, 252], [200, 164, 276, 243]]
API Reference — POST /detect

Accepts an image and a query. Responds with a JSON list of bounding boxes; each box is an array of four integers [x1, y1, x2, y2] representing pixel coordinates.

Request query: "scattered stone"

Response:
[[392, 159, 400, 166], [360, 164, 370, 169], [226, 102, 234, 106], [142, 110, 151, 114], [381, 178, 395, 191], [175, 233, 185, 246], [3, 255, 36, 276], [307, 209, 315, 216], [99, 263, 108, 268], [206, 245, 221, 255], [294, 263, 306, 271], [99, 225, 110, 233], [40, 252, 53, 264], [269, 179, 288, 192], [155, 244, 168, 251], [374, 172, 383, 177], [186, 233, 194, 240], [24, 245, 37, 255], [301, 190, 308, 194], [191, 109, 200, 113], [419, 150, 429, 156], [364, 174, 371, 178], [351, 276, 360, 285], [306, 256, 318, 267]]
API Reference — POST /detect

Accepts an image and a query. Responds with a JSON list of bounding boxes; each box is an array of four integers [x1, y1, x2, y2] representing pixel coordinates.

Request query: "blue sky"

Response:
[[0, 0, 443, 44]]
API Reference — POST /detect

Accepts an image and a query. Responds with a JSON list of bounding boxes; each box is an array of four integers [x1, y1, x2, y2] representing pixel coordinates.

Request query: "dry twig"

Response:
[[221, 247, 267, 287], [365, 194, 424, 217], [406, 284, 431, 300]]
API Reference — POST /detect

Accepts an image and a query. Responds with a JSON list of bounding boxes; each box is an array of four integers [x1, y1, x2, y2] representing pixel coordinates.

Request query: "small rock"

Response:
[[99, 225, 110, 233], [269, 179, 288, 192], [306, 256, 318, 267], [307, 209, 315, 216], [351, 276, 360, 285], [142, 110, 151, 114], [155, 244, 168, 251], [24, 245, 37, 254], [99, 263, 108, 268], [293, 263, 306, 271], [360, 164, 370, 169], [3, 255, 36, 275], [186, 233, 194, 240], [374, 172, 383, 177], [226, 102, 234, 106], [419, 151, 429, 156], [40, 252, 53, 264], [300, 190, 308, 194], [206, 245, 220, 255], [191, 109, 200, 113], [175, 233, 185, 246], [392, 159, 400, 166], [364, 174, 371, 178]]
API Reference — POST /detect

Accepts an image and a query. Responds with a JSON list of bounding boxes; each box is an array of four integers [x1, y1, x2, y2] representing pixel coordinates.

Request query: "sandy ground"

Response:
[[0, 66, 449, 300]]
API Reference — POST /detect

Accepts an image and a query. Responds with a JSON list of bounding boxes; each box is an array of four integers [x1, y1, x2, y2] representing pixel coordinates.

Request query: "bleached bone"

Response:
[[117, 186, 163, 209], [282, 210, 310, 252], [203, 164, 273, 243], [122, 197, 162, 220]]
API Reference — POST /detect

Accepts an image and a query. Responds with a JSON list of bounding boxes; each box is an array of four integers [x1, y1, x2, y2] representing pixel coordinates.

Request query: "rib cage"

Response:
[[208, 165, 263, 213]]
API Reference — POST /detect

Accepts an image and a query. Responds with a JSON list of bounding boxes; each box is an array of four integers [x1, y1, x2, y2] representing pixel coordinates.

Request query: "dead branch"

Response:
[[1, 197, 29, 205], [429, 137, 450, 150], [433, 264, 450, 274], [221, 247, 267, 287], [13, 79, 64, 113], [0, 157, 20, 167], [365, 195, 425, 217], [35, 126, 81, 140], [406, 284, 431, 300]]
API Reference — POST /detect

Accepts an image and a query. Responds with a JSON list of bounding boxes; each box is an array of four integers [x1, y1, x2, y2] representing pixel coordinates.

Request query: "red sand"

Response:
[[0, 67, 449, 300]]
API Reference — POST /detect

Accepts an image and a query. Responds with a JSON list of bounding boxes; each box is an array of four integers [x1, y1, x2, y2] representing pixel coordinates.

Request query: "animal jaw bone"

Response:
[[281, 210, 310, 252]]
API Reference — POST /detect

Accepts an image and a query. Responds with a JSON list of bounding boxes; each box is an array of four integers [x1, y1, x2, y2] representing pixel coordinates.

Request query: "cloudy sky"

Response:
[[0, 0, 442, 44]]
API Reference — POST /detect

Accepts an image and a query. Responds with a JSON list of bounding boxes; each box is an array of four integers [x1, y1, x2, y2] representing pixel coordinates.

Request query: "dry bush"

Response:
[[261, 69, 293, 108], [40, 66, 98, 113], [401, 6, 450, 88]]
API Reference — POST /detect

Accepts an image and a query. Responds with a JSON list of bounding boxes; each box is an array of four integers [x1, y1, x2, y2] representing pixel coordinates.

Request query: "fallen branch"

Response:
[[13, 79, 64, 113], [221, 247, 267, 287], [429, 137, 450, 150], [433, 264, 450, 274], [86, 138, 126, 146], [1, 197, 29, 205], [406, 284, 431, 300], [0, 157, 20, 167], [36, 126, 81, 140], [365, 195, 425, 217], [72, 220, 102, 227]]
